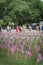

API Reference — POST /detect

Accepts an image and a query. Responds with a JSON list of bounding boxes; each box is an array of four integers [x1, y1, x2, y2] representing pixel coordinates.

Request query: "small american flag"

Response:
[[13, 41, 16, 51], [35, 44, 40, 53], [26, 46, 32, 56], [37, 51, 43, 63], [9, 43, 13, 53], [28, 45, 31, 50], [18, 42, 24, 53], [10, 41, 16, 53]]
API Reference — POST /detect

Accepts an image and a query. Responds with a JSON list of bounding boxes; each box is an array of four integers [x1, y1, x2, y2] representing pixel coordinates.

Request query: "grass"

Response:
[[0, 37, 43, 65], [0, 51, 43, 65]]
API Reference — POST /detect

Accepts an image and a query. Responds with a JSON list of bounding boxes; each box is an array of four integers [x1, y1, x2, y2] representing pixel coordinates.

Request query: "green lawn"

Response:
[[0, 49, 43, 65]]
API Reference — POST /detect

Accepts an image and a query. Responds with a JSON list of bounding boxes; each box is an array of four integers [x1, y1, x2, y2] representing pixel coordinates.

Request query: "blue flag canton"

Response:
[[26, 46, 30, 51], [13, 38, 16, 45], [38, 50, 40, 53], [10, 44, 13, 48], [37, 49, 41, 53], [18, 45, 21, 49], [14, 39, 16, 45], [21, 41, 23, 45], [14, 42, 16, 45]]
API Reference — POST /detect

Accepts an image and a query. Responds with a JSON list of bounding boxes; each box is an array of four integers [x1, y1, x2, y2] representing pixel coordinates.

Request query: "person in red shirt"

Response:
[[16, 25, 19, 32]]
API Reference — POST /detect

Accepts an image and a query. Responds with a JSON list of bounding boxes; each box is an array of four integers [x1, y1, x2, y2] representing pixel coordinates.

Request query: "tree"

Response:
[[0, 0, 43, 25], [39, 1, 43, 20]]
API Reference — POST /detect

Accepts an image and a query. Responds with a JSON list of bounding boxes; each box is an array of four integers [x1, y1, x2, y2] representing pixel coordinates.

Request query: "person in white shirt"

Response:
[[29, 25, 32, 31], [7, 25, 9, 32]]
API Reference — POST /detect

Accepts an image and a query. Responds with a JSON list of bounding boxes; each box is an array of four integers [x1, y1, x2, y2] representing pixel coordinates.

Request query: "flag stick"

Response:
[[7, 32, 10, 56], [24, 38, 28, 65], [16, 38, 18, 60]]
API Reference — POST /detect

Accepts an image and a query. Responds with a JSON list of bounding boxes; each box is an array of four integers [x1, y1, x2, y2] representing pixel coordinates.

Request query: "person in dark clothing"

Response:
[[0, 25, 2, 32], [19, 26, 22, 32], [42, 26, 43, 30], [41, 26, 43, 34]]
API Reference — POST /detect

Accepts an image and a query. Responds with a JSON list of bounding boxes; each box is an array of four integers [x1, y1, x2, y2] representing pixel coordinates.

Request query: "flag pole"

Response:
[[7, 32, 10, 56], [24, 36, 29, 65], [16, 38, 18, 60]]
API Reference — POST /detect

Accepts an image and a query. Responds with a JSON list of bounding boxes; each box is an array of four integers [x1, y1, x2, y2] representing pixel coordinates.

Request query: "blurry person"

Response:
[[29, 25, 32, 31], [41, 26, 43, 31], [7, 25, 9, 32], [36, 25, 39, 31], [19, 26, 22, 32], [0, 25, 2, 32], [16, 25, 19, 32]]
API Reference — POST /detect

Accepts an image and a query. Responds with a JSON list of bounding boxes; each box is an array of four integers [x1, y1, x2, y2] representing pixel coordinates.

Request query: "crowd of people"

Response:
[[0, 24, 43, 33]]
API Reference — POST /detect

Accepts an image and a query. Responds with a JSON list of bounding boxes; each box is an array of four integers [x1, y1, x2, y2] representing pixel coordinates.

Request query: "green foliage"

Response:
[[0, 19, 4, 25], [0, 0, 43, 25]]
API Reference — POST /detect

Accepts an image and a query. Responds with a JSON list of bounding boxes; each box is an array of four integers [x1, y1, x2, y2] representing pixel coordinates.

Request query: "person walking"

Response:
[[16, 25, 19, 32], [7, 25, 10, 32]]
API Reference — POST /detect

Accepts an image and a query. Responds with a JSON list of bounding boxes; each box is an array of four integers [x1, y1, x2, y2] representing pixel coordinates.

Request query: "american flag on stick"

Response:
[[36, 51, 43, 63], [26, 46, 32, 56]]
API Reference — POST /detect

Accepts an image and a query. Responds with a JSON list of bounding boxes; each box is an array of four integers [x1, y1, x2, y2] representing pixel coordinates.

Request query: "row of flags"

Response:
[[0, 36, 43, 63]]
